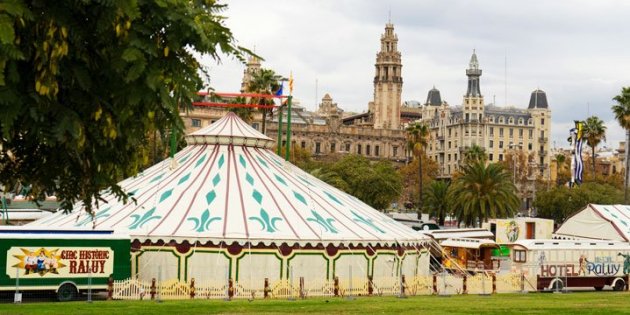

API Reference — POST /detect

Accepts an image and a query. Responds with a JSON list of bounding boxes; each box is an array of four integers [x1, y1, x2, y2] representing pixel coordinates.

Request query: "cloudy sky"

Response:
[[202, 0, 630, 149]]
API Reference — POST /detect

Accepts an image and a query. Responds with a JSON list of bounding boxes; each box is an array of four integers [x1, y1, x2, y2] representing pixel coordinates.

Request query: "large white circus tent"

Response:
[[29, 112, 430, 286]]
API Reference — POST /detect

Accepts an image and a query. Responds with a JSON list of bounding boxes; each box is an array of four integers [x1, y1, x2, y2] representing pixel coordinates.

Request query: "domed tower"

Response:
[[528, 89, 551, 177], [425, 86, 442, 106], [369, 22, 403, 130]]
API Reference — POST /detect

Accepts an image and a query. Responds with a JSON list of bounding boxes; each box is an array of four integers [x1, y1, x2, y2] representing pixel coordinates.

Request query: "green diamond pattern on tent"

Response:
[[246, 173, 254, 186], [252, 190, 263, 204], [159, 189, 173, 203], [212, 174, 221, 186], [249, 208, 282, 233], [178, 154, 191, 163], [294, 191, 307, 205], [178, 173, 191, 185], [129, 207, 162, 230], [188, 209, 221, 232], [275, 174, 287, 186], [218, 154, 225, 168], [306, 210, 338, 234], [149, 173, 164, 183], [195, 154, 207, 168], [351, 210, 384, 233], [75, 207, 111, 227], [206, 191, 216, 205], [239, 155, 247, 168], [257, 157, 268, 168], [324, 191, 343, 205]]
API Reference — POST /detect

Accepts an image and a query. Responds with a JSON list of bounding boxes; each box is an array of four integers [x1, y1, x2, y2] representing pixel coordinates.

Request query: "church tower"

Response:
[[240, 55, 261, 93], [369, 22, 403, 130]]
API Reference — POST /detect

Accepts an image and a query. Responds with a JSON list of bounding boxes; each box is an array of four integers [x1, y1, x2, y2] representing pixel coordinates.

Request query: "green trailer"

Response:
[[0, 228, 130, 301]]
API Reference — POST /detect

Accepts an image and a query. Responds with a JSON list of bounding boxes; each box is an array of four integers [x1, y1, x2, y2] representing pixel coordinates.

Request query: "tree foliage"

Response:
[[463, 144, 487, 165], [534, 182, 623, 224], [0, 1, 248, 212], [309, 154, 402, 210], [423, 180, 449, 225], [405, 122, 429, 213], [583, 116, 607, 177], [245, 68, 282, 133], [447, 161, 519, 227]]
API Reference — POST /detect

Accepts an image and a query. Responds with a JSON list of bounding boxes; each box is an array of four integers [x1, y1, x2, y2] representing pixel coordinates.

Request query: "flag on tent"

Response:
[[570, 120, 585, 184]]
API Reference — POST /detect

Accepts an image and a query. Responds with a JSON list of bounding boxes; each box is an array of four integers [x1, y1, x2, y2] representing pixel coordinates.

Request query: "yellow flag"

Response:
[[289, 72, 294, 95]]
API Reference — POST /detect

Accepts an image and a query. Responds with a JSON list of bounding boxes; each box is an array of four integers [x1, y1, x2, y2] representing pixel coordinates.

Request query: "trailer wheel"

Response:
[[551, 280, 564, 291], [57, 283, 78, 302], [613, 279, 625, 291]]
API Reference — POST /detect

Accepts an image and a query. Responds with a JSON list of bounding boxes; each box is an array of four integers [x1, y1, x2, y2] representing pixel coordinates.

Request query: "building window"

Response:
[[513, 250, 527, 263], [315, 142, 321, 154], [331, 143, 336, 153], [357, 144, 362, 155], [529, 130, 533, 139], [252, 123, 259, 130], [489, 127, 494, 136], [366, 145, 371, 156], [449, 129, 452, 136], [499, 141, 504, 149], [191, 119, 201, 127], [540, 130, 545, 137], [509, 117, 514, 124], [499, 128, 504, 136], [528, 143, 532, 150], [509, 128, 513, 138], [489, 153, 493, 161], [301, 141, 306, 149], [499, 154, 503, 161], [448, 154, 451, 162], [393, 146, 398, 156], [465, 113, 470, 122], [448, 141, 451, 149], [499, 117, 504, 124], [454, 154, 458, 161], [541, 118, 545, 125], [345, 143, 351, 152], [489, 140, 494, 148], [519, 129, 523, 138], [375, 145, 380, 156], [518, 118, 523, 125]]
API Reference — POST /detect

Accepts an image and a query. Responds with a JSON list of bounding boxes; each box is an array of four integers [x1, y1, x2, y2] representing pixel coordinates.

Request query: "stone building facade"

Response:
[[421, 51, 552, 178]]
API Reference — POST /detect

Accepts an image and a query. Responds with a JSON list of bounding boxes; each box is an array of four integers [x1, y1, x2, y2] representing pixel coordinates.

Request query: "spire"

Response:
[[469, 49, 479, 70], [465, 49, 482, 98]]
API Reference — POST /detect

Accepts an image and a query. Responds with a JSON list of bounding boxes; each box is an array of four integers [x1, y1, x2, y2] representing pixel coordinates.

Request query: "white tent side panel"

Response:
[[555, 205, 626, 241]]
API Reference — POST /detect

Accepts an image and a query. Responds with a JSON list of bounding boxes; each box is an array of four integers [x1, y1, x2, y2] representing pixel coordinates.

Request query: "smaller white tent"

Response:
[[554, 204, 630, 242]]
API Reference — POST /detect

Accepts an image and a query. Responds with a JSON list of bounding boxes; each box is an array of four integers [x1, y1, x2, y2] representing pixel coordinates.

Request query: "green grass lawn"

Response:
[[1, 292, 629, 315]]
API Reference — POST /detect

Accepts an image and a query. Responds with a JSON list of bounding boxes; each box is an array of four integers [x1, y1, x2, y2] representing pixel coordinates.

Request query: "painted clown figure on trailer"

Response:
[[29, 112, 430, 296]]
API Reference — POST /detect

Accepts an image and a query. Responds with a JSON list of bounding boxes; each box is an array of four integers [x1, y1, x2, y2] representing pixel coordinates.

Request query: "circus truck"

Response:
[[0, 227, 130, 301], [510, 239, 630, 291]]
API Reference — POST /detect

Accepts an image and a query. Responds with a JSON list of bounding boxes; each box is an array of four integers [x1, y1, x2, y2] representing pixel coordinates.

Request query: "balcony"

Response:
[[538, 150, 548, 157], [538, 137, 548, 143]]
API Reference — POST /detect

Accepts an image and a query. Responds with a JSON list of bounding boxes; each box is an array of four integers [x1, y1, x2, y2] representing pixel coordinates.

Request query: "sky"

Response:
[[200, 0, 630, 150]]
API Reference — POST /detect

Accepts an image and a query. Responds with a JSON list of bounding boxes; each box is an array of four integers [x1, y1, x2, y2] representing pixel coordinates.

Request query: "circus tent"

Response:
[[29, 112, 429, 287]]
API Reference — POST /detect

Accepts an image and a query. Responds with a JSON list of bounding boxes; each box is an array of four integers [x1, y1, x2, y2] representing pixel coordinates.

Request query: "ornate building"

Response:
[[420, 51, 551, 179]]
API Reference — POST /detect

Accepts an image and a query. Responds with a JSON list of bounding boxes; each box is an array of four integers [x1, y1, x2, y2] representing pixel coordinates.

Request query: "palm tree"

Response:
[[423, 180, 450, 226], [583, 116, 607, 178], [246, 68, 282, 134], [463, 144, 487, 165], [447, 161, 519, 227], [406, 122, 430, 215], [612, 87, 630, 202]]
